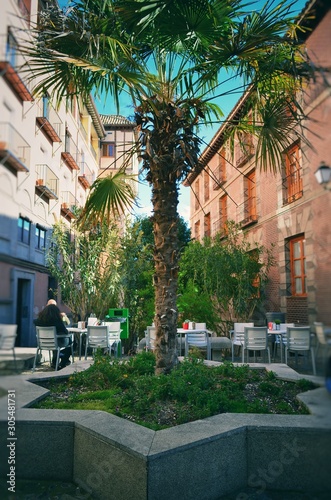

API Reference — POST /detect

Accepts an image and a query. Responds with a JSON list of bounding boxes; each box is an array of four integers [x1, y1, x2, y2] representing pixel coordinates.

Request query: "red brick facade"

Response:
[[186, 4, 331, 326]]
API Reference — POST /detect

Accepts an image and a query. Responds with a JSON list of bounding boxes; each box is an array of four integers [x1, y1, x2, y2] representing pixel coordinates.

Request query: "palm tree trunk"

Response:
[[151, 171, 179, 374]]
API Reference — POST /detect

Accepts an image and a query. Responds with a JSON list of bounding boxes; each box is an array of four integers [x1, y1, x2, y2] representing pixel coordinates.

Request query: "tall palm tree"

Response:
[[23, 0, 315, 373]]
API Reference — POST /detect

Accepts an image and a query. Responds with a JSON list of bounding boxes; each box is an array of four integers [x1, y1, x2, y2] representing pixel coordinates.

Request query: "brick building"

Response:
[[185, 0, 331, 326]]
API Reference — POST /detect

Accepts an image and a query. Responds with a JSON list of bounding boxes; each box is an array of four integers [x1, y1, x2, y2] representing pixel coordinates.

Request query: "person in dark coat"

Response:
[[34, 303, 72, 368]]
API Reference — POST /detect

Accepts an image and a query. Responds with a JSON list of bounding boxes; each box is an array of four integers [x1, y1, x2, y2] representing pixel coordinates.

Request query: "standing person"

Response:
[[35, 303, 72, 369]]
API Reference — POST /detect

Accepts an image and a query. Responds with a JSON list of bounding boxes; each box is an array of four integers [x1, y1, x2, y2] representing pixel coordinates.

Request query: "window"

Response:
[[204, 171, 210, 202], [35, 226, 46, 250], [204, 212, 211, 238], [218, 195, 227, 234], [290, 235, 306, 296], [194, 220, 200, 240], [213, 147, 226, 189], [18, 217, 31, 245], [6, 31, 17, 67], [283, 143, 303, 204], [102, 142, 115, 157], [194, 179, 200, 212], [247, 170, 256, 220]]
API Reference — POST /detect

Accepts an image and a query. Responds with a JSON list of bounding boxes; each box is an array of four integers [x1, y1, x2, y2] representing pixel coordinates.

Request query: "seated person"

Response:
[[35, 303, 72, 369]]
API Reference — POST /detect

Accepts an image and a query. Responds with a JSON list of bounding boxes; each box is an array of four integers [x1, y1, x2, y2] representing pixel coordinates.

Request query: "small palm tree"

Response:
[[23, 0, 315, 373]]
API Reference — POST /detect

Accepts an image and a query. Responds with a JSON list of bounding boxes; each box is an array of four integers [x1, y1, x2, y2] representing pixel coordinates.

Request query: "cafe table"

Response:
[[67, 327, 87, 360], [267, 327, 287, 363]]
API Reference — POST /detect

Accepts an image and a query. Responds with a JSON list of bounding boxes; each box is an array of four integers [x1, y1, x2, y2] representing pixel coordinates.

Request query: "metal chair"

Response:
[[243, 326, 271, 364], [285, 326, 316, 375], [0, 324, 17, 371], [145, 326, 157, 351], [185, 332, 211, 360], [314, 322, 331, 364], [272, 323, 295, 361], [104, 321, 122, 358], [33, 326, 73, 371], [231, 322, 254, 361], [85, 325, 109, 359]]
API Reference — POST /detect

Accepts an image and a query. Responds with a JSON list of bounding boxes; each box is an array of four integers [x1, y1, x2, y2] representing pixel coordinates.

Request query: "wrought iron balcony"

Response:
[[61, 191, 79, 219], [61, 135, 79, 170], [0, 122, 30, 172], [237, 197, 258, 227], [36, 99, 62, 143], [78, 162, 95, 189], [35, 164, 59, 199]]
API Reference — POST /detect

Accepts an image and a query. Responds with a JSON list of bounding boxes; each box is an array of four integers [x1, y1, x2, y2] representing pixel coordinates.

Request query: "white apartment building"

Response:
[[0, 0, 112, 346]]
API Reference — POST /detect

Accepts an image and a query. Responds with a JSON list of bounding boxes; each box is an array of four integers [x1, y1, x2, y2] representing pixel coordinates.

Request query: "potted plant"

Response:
[[275, 319, 281, 330], [183, 319, 190, 330]]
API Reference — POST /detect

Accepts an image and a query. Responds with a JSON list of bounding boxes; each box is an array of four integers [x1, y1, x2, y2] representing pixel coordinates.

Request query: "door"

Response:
[[16, 279, 32, 346]]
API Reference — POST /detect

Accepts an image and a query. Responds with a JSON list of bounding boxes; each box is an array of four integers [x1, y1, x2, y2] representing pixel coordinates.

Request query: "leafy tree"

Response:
[[47, 220, 122, 321], [119, 215, 191, 351], [24, 0, 315, 373], [178, 222, 275, 335]]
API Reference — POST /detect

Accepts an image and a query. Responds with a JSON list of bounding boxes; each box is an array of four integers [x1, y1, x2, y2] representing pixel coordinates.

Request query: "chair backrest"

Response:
[[87, 325, 108, 348], [104, 322, 121, 339], [280, 323, 295, 330], [146, 326, 156, 350], [36, 326, 58, 350], [314, 322, 327, 345], [195, 323, 207, 331], [0, 324, 17, 350], [244, 326, 268, 350], [233, 322, 254, 342], [286, 326, 311, 350], [87, 317, 99, 326], [185, 332, 209, 348]]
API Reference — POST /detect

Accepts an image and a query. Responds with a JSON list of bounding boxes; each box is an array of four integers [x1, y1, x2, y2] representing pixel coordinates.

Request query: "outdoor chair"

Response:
[[314, 322, 331, 364], [185, 332, 211, 360], [104, 321, 122, 358], [272, 323, 295, 361], [33, 326, 74, 371], [85, 325, 109, 359], [231, 322, 254, 361], [145, 326, 157, 351], [0, 324, 17, 371], [285, 326, 316, 375], [243, 326, 271, 364]]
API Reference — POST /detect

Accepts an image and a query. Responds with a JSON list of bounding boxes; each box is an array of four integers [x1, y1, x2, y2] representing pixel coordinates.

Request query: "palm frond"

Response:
[[76, 170, 137, 230]]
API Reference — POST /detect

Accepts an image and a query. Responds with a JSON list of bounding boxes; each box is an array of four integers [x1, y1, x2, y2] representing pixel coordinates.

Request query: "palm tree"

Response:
[[23, 0, 315, 373]]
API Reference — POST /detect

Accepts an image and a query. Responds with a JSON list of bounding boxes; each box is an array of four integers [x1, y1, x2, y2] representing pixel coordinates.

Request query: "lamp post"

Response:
[[314, 162, 331, 190]]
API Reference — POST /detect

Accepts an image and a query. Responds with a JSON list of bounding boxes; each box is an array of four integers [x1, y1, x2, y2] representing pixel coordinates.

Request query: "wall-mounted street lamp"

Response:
[[314, 162, 331, 190]]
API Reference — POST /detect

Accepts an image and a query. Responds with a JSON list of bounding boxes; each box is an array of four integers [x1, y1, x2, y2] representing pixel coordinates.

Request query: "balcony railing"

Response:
[[212, 217, 228, 238], [0, 37, 33, 102], [212, 168, 226, 190], [61, 191, 79, 219], [282, 169, 303, 205], [78, 162, 95, 189], [36, 99, 62, 142], [61, 135, 79, 170], [235, 139, 255, 168], [0, 122, 30, 172], [237, 198, 258, 227], [35, 164, 59, 199]]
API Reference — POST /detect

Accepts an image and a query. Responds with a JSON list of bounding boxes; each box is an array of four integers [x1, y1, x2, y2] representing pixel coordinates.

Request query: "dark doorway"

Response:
[[16, 279, 32, 346]]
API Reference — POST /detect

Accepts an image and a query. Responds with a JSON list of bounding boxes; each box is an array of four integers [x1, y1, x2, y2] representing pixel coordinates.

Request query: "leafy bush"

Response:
[[34, 353, 317, 430]]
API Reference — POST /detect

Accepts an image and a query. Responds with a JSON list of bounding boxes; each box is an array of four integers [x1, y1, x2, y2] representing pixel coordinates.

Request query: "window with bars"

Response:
[[194, 220, 200, 240], [204, 212, 211, 238], [218, 195, 227, 234], [102, 142, 115, 157], [289, 235, 306, 296], [235, 131, 254, 168], [18, 216, 31, 245], [194, 179, 200, 212], [35, 226, 46, 250], [213, 147, 226, 189], [204, 171, 210, 202], [283, 143, 303, 204], [239, 169, 257, 226]]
